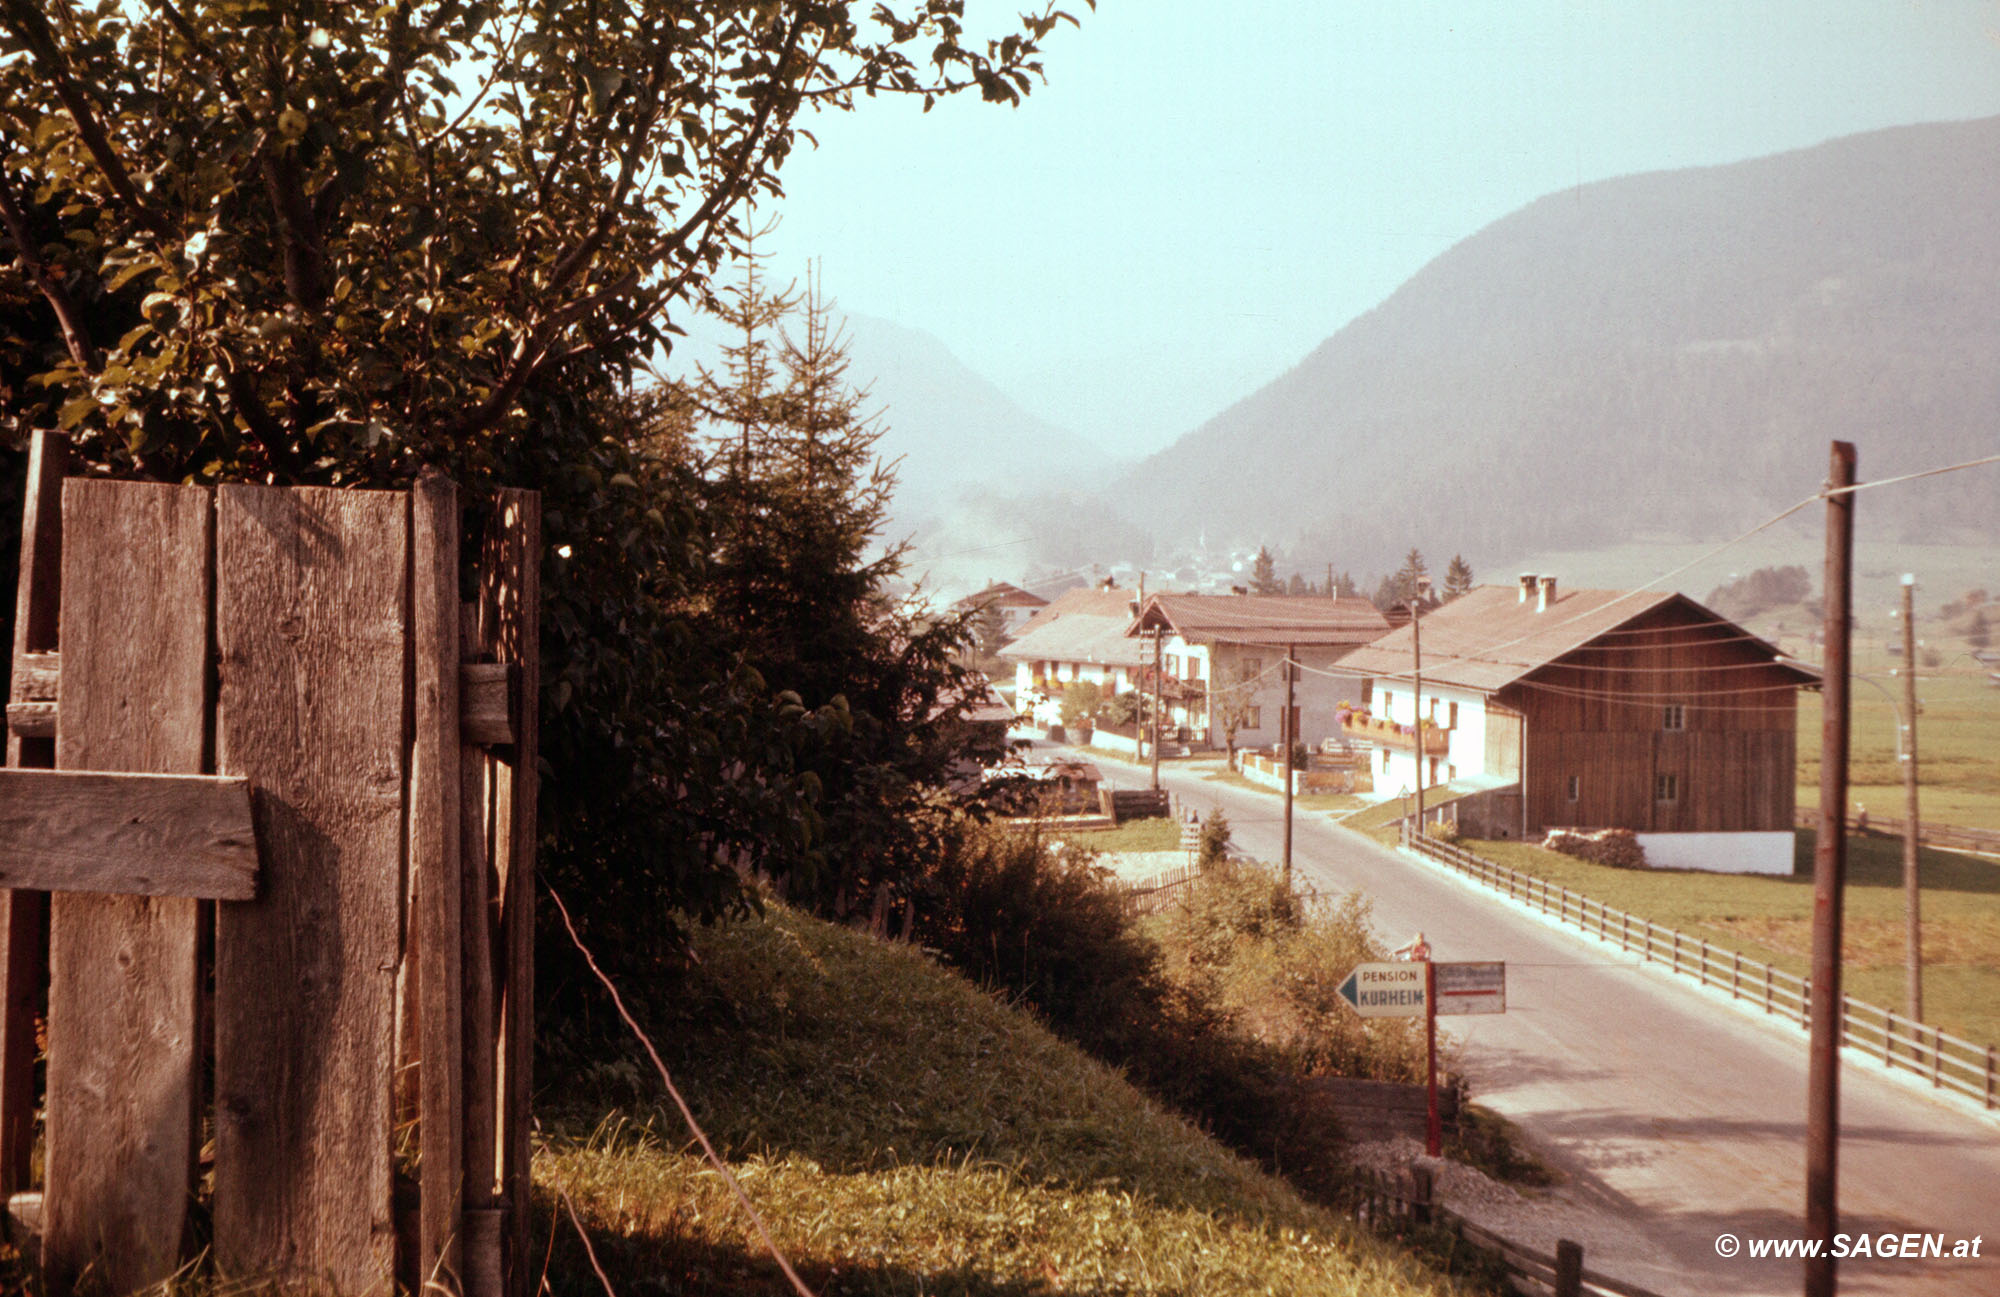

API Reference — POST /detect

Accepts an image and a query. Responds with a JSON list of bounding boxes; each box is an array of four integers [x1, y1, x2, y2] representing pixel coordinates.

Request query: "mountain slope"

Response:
[[1116, 116, 2000, 571], [844, 313, 1109, 527]]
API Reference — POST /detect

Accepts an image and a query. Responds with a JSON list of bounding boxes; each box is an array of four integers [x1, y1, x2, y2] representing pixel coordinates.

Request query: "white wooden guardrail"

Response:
[[1399, 825, 2000, 1114]]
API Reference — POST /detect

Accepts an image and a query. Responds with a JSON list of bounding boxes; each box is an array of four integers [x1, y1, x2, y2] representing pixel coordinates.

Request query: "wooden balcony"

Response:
[[1341, 714, 1449, 756]]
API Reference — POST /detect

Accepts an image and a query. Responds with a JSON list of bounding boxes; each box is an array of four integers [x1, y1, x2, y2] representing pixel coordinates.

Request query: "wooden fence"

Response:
[[1347, 1166, 1668, 1297], [2, 431, 539, 1295], [1401, 826, 2000, 1115], [1793, 807, 2000, 857]]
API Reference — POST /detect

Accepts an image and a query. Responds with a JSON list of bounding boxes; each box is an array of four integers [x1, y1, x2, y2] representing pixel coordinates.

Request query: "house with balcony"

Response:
[[1123, 593, 1391, 752], [1337, 574, 1822, 874]]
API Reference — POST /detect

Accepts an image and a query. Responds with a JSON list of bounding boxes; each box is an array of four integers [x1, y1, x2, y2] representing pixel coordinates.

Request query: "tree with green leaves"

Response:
[[1, 0, 1083, 971], [0, 0, 1083, 476], [1443, 553, 1474, 600], [1251, 545, 1280, 595]]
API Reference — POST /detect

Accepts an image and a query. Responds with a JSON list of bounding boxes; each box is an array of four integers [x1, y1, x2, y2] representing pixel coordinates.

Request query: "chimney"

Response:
[[1537, 574, 1557, 613], [1518, 573, 1538, 604]]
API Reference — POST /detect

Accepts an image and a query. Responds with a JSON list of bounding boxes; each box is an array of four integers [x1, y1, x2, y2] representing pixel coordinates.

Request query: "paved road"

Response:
[[1073, 747, 2000, 1296]]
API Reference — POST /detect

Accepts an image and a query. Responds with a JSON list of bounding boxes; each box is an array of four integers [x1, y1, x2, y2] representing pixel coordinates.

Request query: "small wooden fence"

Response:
[[1401, 826, 2000, 1114], [2, 431, 539, 1295], [1794, 807, 2000, 857], [1348, 1166, 1668, 1297]]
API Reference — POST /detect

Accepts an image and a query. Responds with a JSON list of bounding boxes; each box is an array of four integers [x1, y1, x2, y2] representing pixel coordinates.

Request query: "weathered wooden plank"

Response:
[[3, 701, 54, 738], [10, 653, 57, 702], [484, 491, 539, 1297], [459, 662, 517, 746], [213, 485, 407, 1290], [45, 478, 210, 1295], [0, 769, 256, 897], [0, 430, 64, 1197], [411, 476, 465, 1292], [13, 656, 514, 745], [459, 600, 502, 1297]]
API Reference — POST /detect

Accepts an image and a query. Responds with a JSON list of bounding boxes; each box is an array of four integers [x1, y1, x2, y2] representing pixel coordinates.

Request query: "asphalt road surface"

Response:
[[1067, 745, 2000, 1297]]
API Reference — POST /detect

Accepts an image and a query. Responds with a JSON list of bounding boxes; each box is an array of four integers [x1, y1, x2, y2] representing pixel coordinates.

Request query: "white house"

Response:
[[1124, 593, 1391, 752], [997, 585, 1147, 726]]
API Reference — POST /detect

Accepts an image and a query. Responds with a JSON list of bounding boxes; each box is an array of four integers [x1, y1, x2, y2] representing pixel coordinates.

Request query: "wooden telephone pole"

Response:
[[1806, 441, 1856, 1297], [1900, 574, 1923, 1023], [1282, 643, 1296, 890]]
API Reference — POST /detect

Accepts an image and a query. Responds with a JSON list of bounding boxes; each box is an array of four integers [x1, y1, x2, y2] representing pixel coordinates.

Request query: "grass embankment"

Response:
[[1063, 816, 1183, 852], [1451, 832, 2000, 1047], [536, 904, 1479, 1297], [1798, 672, 2000, 831]]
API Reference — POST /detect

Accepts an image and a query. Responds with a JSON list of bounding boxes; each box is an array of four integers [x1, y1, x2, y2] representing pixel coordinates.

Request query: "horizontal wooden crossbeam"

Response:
[[7, 654, 518, 746], [0, 769, 258, 899]]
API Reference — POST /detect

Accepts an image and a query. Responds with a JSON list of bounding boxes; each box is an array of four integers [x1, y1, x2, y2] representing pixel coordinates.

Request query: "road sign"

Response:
[[1434, 960, 1505, 1016], [1335, 962, 1429, 1018]]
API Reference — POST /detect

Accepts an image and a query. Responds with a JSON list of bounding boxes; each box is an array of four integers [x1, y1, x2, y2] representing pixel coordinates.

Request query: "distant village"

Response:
[[957, 563, 1823, 877]]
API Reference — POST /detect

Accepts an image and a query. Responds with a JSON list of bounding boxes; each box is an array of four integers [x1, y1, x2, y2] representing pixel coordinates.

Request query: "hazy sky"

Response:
[[758, 0, 2000, 459]]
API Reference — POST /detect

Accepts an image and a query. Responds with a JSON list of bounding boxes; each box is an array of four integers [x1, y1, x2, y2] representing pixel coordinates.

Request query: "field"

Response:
[[1797, 671, 2000, 831], [1453, 832, 2000, 1049]]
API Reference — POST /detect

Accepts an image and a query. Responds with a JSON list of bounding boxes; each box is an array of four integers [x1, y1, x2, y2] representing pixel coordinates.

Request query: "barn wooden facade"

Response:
[[1341, 576, 1820, 861]]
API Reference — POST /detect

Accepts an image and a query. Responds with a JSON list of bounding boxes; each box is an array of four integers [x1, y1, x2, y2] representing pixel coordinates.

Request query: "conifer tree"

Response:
[[1444, 554, 1475, 600]]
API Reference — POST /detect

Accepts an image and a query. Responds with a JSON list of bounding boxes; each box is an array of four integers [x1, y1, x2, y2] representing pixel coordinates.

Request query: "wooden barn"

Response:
[[1339, 574, 1821, 874]]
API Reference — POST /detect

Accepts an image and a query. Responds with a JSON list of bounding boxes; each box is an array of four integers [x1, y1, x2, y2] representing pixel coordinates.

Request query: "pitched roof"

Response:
[[1128, 593, 1391, 647], [998, 585, 1148, 667], [1337, 585, 1822, 693], [953, 581, 1048, 612]]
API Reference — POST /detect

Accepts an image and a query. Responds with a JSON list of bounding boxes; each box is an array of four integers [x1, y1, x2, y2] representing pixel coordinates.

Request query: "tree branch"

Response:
[[0, 159, 100, 372], [0, 0, 174, 238]]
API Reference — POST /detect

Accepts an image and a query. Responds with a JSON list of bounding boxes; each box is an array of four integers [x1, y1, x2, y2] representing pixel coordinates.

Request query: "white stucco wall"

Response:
[[1371, 679, 1487, 793], [1635, 831, 1797, 876]]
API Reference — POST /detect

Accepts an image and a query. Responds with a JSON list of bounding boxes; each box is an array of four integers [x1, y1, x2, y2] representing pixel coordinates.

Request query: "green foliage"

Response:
[[1443, 554, 1474, 600], [1198, 807, 1232, 870], [1057, 678, 1105, 726], [1252, 545, 1280, 595], [1157, 870, 1428, 1085], [0, 0, 1082, 473]]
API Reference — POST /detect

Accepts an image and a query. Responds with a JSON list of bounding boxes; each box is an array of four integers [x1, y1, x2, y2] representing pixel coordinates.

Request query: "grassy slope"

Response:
[[536, 905, 1475, 1297], [1453, 833, 2000, 1047]]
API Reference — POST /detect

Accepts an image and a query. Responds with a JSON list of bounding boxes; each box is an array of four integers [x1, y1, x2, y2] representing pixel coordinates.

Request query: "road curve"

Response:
[[1075, 748, 2000, 1297]]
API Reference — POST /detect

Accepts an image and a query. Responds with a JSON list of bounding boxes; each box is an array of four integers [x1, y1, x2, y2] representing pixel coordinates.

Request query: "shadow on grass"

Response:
[[533, 1198, 1108, 1297]]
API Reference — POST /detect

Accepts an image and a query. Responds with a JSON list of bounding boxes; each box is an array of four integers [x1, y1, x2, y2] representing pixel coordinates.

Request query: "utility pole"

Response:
[[1900, 574, 1923, 1023], [1150, 626, 1163, 793], [1411, 576, 1431, 838], [1282, 642, 1296, 891], [1806, 441, 1856, 1297]]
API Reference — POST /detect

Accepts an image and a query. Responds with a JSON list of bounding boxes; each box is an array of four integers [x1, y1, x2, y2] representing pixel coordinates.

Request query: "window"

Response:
[[1655, 773, 1679, 801], [1166, 653, 1180, 676], [1567, 775, 1580, 802], [1448, 701, 1459, 730], [1243, 657, 1263, 678], [1427, 697, 1437, 720], [1243, 706, 1262, 730], [1361, 678, 1373, 706], [1381, 748, 1391, 771], [1447, 763, 1457, 782], [1662, 703, 1686, 731], [1382, 690, 1394, 717]]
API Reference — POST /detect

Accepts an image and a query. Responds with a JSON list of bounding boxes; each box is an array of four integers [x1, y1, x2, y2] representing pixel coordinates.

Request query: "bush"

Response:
[[1198, 808, 1232, 871], [1423, 819, 1461, 845], [1543, 826, 1646, 869]]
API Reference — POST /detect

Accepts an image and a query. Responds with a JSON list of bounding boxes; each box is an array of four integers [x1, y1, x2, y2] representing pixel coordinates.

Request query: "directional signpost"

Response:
[[1334, 962, 1428, 1017], [1339, 954, 1507, 1156]]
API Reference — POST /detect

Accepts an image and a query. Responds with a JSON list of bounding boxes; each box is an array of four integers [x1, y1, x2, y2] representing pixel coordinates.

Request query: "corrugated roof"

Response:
[[1337, 585, 1821, 693], [1129, 593, 1391, 646], [998, 585, 1149, 667]]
